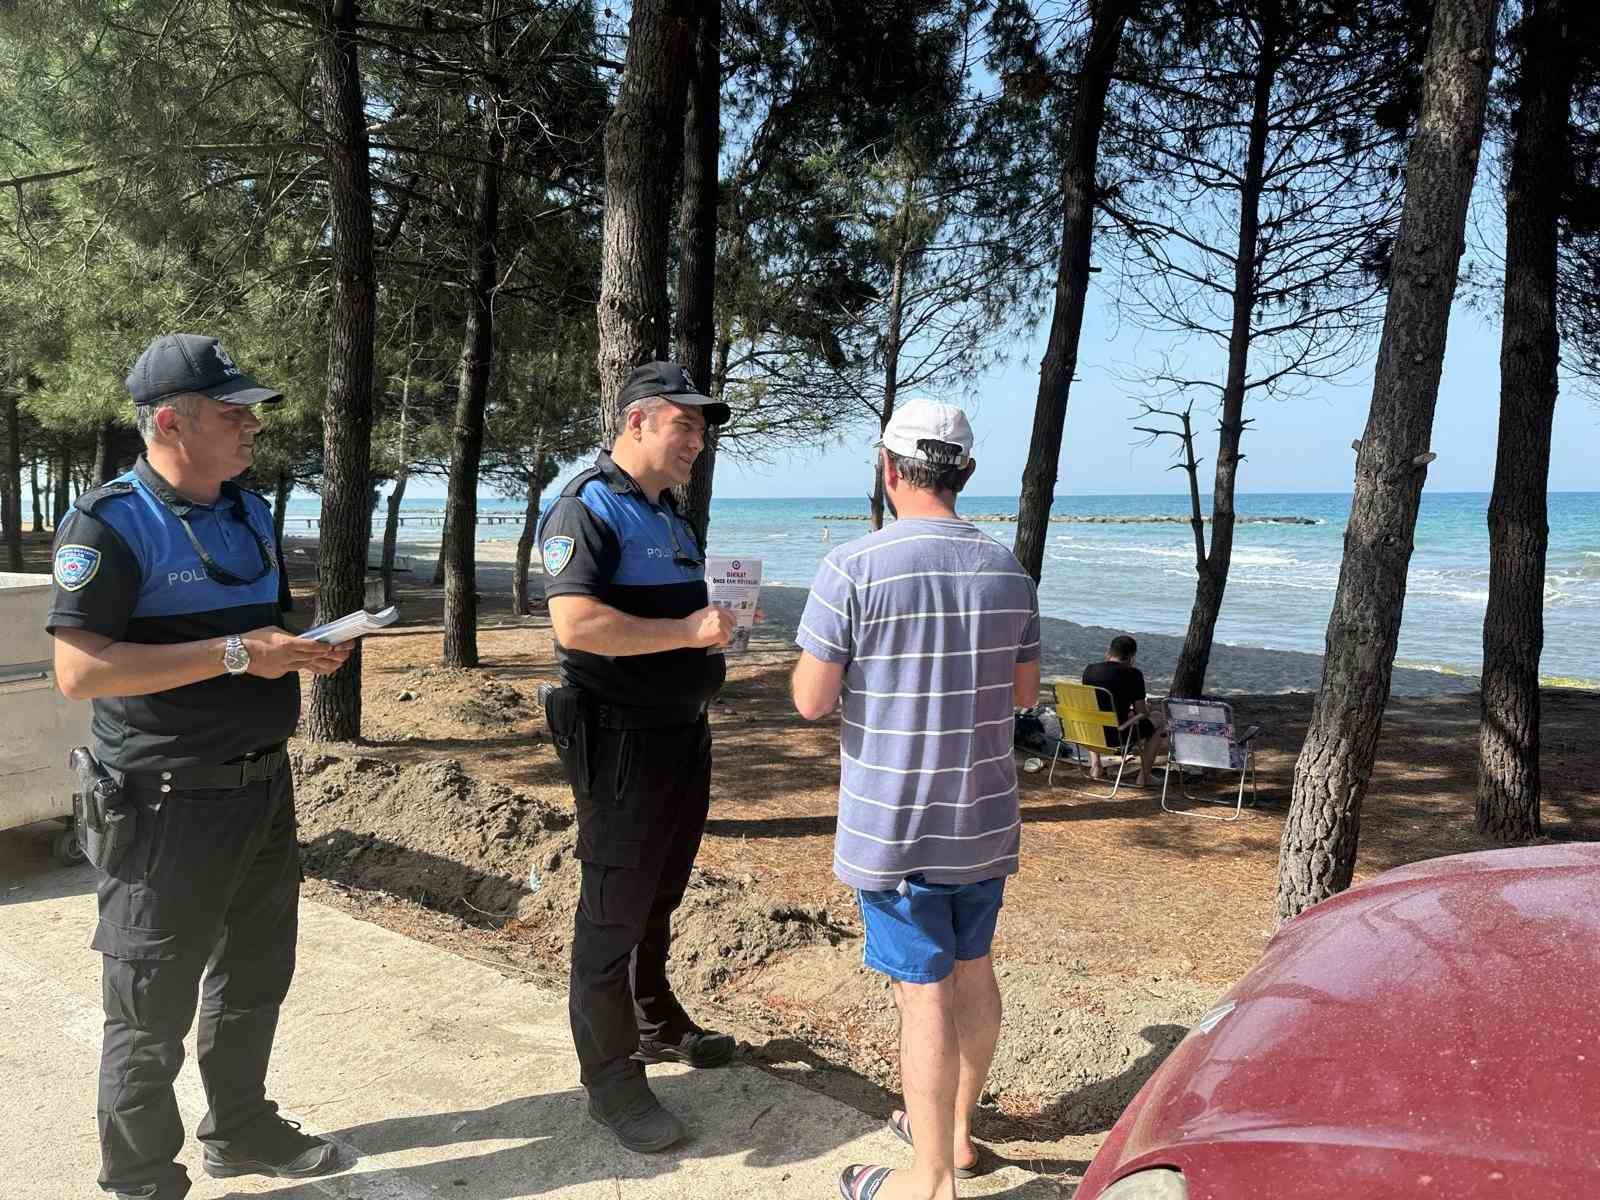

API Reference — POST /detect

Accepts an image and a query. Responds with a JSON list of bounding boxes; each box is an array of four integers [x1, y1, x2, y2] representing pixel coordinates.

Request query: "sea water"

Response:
[[285, 491, 1600, 685]]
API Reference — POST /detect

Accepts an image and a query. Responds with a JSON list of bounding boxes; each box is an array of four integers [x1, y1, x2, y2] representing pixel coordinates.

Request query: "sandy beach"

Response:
[[318, 533, 1479, 698]]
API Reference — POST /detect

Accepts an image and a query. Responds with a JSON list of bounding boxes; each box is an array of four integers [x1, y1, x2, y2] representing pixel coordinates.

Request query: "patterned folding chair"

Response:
[[1049, 681, 1144, 798], [1160, 698, 1261, 821]]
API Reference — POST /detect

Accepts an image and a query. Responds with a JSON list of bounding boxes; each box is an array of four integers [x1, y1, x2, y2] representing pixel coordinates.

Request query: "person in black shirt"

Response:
[[48, 334, 351, 1200], [1081, 635, 1167, 787], [538, 361, 739, 1153]]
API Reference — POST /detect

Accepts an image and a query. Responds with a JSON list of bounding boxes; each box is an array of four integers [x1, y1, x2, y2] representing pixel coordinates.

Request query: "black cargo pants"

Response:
[[93, 761, 299, 1200], [567, 713, 712, 1090]]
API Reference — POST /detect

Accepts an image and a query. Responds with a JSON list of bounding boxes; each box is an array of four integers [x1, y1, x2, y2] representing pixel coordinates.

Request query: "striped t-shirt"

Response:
[[795, 517, 1041, 891]]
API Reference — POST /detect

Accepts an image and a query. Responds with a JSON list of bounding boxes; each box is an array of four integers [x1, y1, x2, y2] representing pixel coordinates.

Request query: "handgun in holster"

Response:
[[69, 747, 135, 872], [540, 685, 595, 802]]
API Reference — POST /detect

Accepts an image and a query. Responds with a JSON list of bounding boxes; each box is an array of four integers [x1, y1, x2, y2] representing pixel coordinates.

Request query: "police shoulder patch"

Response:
[[542, 535, 576, 577], [54, 544, 103, 592]]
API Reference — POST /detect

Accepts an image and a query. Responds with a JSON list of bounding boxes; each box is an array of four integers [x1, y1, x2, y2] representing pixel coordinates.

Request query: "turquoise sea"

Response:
[[284, 491, 1600, 685]]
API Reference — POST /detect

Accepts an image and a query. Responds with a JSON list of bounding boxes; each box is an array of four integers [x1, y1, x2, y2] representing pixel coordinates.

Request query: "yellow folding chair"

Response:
[[1048, 680, 1145, 798]]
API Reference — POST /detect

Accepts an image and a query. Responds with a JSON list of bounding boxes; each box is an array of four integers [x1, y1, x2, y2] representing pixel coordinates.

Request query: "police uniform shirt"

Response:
[[538, 451, 725, 710], [45, 456, 299, 772]]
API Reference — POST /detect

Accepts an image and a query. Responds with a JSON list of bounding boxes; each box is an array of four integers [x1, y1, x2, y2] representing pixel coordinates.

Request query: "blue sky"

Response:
[[386, 289, 1598, 503], [519, 289, 1599, 502]]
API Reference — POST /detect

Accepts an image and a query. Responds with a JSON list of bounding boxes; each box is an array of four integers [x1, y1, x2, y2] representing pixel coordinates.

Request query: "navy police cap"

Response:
[[619, 361, 729, 426], [125, 333, 283, 407]]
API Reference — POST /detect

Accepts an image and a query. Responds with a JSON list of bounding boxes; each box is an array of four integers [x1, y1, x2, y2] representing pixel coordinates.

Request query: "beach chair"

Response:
[[1048, 681, 1145, 798], [1159, 698, 1261, 821]]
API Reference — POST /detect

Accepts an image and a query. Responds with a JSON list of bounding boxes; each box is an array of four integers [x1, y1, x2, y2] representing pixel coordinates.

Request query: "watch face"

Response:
[[224, 639, 249, 672]]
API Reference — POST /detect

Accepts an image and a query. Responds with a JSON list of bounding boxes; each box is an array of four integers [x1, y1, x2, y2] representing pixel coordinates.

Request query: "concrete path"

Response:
[[1, 823, 1060, 1200]]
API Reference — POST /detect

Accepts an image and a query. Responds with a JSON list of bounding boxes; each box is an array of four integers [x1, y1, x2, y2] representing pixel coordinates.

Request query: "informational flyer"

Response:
[[705, 556, 762, 654], [303, 605, 400, 645]]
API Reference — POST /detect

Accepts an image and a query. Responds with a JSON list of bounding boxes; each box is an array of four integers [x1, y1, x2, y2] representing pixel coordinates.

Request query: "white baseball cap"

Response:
[[877, 399, 974, 468]]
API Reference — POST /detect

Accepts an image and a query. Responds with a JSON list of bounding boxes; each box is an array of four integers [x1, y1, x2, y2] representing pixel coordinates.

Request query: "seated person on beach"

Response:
[[1082, 635, 1166, 786]]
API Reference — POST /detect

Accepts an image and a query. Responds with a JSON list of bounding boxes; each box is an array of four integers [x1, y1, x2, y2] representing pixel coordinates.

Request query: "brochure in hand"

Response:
[[705, 557, 762, 654], [302, 605, 400, 645]]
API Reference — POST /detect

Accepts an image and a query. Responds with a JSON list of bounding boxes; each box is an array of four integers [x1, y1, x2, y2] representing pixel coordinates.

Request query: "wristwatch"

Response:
[[222, 635, 251, 676]]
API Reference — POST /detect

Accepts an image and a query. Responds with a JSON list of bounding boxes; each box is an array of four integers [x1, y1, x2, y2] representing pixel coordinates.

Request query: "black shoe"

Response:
[[586, 1079, 687, 1153], [634, 1026, 736, 1069], [201, 1115, 341, 1180]]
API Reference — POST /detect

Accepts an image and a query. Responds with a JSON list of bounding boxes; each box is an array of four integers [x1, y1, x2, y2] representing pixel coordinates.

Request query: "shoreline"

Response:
[[285, 533, 1507, 698]]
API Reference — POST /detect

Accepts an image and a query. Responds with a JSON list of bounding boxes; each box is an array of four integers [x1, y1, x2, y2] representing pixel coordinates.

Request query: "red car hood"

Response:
[[1086, 844, 1600, 1199]]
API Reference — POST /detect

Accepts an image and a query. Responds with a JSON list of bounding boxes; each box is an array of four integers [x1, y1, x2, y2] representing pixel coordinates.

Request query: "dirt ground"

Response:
[[18, 528, 1600, 1188], [280, 551, 1599, 1186]]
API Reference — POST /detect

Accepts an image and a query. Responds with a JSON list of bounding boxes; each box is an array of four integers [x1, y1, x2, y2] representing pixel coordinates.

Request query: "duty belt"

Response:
[[124, 743, 289, 793], [594, 702, 706, 731]]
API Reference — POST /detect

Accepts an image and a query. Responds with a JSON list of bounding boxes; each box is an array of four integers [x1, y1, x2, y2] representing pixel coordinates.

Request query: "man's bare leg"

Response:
[[1139, 735, 1158, 785], [1087, 750, 1103, 781], [889, 954, 998, 1175], [952, 955, 1000, 1170], [875, 977, 960, 1200]]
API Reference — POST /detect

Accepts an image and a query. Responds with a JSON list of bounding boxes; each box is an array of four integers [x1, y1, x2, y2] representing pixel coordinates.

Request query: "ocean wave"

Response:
[[1229, 549, 1300, 568]]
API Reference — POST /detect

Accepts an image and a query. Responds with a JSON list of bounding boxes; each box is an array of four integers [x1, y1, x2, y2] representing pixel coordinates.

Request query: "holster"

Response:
[[70, 746, 135, 872], [542, 685, 595, 802]]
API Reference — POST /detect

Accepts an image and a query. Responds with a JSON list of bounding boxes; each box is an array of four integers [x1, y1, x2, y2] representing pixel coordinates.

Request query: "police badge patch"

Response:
[[542, 536, 576, 576], [54, 544, 103, 592]]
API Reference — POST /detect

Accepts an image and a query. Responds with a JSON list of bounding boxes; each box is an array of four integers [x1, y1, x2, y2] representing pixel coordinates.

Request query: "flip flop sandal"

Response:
[[838, 1164, 894, 1200], [885, 1110, 981, 1179]]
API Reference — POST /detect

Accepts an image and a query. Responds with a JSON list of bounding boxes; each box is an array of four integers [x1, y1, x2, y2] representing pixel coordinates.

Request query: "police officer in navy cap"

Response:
[[47, 334, 352, 1200], [539, 360, 739, 1152]]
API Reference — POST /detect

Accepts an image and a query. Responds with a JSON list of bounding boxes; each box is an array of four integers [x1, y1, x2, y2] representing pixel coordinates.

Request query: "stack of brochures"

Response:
[[303, 605, 400, 645]]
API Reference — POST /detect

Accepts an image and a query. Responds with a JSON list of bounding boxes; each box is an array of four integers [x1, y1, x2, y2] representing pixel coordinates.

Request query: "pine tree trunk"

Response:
[[513, 427, 549, 617], [1170, 15, 1279, 700], [2, 389, 21, 571], [1276, 0, 1500, 920], [90, 422, 109, 485], [871, 228, 911, 532], [30, 455, 42, 533], [53, 442, 70, 529], [272, 470, 291, 548], [596, 0, 694, 443], [674, 0, 721, 548], [1013, 0, 1134, 581], [1475, 0, 1569, 841], [381, 379, 410, 606], [442, 38, 503, 669], [308, 0, 378, 743]]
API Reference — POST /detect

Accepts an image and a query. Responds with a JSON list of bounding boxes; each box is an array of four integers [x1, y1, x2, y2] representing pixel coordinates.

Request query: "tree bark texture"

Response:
[[91, 421, 111, 485], [53, 442, 70, 529], [674, 0, 721, 548], [308, 0, 379, 743], [513, 424, 549, 617], [30, 456, 42, 533], [1170, 12, 1279, 699], [272, 470, 291, 549], [596, 0, 694, 444], [1475, 0, 1570, 841], [443, 52, 504, 669], [2, 391, 21, 571], [1276, 0, 1499, 920], [1012, 0, 1134, 580], [870, 225, 911, 532], [381, 375, 411, 606]]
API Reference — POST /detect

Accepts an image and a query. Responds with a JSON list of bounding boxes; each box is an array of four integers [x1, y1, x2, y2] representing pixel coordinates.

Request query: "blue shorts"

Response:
[[856, 875, 1006, 983]]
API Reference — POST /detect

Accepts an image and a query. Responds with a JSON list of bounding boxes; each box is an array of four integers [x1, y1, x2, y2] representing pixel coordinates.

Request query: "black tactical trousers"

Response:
[[93, 762, 299, 1199], [568, 715, 711, 1090]]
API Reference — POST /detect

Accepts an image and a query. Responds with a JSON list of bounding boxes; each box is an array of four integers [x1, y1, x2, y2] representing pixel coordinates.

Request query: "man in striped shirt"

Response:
[[792, 400, 1040, 1200]]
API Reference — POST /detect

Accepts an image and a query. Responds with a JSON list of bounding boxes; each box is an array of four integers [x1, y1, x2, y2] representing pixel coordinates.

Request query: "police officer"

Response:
[[540, 361, 739, 1152], [47, 334, 352, 1200]]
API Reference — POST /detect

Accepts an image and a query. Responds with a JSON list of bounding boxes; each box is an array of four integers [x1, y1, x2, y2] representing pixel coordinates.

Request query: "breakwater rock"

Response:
[[813, 513, 1322, 526]]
